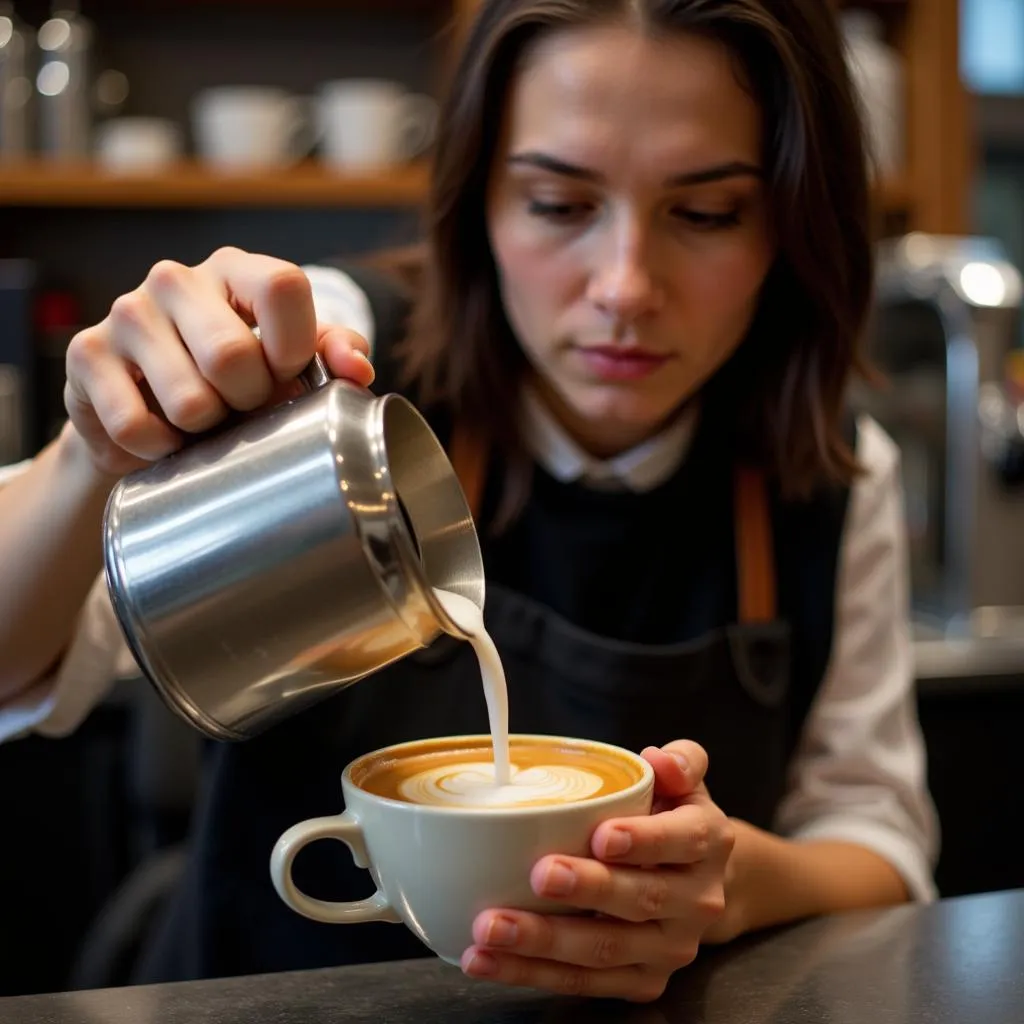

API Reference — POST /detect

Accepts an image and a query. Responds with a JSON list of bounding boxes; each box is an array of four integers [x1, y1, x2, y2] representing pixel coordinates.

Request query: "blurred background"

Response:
[[1, 0, 1023, 1000]]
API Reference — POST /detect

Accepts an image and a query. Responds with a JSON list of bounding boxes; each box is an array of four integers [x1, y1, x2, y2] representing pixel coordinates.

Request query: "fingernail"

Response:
[[485, 915, 519, 947], [671, 752, 690, 774], [542, 861, 576, 897], [603, 828, 632, 858], [465, 950, 499, 977]]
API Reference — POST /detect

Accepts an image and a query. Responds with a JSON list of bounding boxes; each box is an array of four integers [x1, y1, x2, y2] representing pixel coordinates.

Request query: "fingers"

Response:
[[470, 910, 694, 974], [65, 328, 183, 464], [592, 802, 729, 867], [144, 259, 274, 412], [641, 741, 709, 800], [63, 246, 376, 473], [106, 286, 230, 432], [201, 247, 318, 382], [528, 855, 725, 925], [319, 324, 375, 387], [461, 946, 671, 1003]]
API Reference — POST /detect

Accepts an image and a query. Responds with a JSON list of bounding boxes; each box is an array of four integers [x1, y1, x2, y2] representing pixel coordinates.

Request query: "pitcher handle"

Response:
[[251, 326, 332, 392], [299, 352, 333, 390]]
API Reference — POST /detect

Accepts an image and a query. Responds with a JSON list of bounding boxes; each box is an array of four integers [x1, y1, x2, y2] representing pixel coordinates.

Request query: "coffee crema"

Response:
[[354, 738, 642, 809]]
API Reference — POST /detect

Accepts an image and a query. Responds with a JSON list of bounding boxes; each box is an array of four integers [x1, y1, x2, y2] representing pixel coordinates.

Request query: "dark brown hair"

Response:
[[387, 0, 874, 518]]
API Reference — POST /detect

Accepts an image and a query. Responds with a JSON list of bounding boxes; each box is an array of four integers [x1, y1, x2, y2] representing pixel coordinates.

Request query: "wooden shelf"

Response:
[[0, 160, 431, 209], [0, 160, 909, 213], [14, 0, 446, 15]]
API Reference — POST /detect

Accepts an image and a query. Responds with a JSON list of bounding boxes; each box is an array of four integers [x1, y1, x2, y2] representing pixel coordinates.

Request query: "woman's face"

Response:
[[487, 23, 775, 456]]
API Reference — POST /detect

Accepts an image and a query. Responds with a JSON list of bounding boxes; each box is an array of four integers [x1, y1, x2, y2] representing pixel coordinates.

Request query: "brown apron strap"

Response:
[[448, 423, 488, 522], [734, 465, 777, 624]]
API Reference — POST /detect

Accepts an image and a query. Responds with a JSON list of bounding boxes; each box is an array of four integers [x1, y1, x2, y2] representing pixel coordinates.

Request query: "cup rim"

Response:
[[341, 733, 655, 816]]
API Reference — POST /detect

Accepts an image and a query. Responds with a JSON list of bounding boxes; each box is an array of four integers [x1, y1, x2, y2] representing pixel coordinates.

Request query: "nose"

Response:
[[586, 220, 664, 324]]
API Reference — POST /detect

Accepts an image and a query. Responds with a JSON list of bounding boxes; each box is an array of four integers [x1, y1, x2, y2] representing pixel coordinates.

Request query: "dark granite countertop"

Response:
[[3, 889, 1023, 1023]]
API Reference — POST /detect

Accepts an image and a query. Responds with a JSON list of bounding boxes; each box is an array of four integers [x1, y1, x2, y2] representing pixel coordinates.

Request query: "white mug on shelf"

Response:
[[317, 79, 437, 172], [94, 117, 183, 173], [191, 86, 318, 171]]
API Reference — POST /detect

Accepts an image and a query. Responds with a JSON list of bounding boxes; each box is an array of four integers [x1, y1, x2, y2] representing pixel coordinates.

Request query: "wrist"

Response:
[[55, 421, 123, 501], [704, 818, 912, 945]]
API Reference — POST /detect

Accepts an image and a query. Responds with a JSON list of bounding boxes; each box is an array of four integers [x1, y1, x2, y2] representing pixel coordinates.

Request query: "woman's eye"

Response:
[[674, 207, 741, 231], [527, 200, 591, 222]]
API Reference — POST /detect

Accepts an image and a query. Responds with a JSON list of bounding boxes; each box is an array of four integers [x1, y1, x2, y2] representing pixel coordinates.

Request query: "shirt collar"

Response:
[[519, 386, 697, 493]]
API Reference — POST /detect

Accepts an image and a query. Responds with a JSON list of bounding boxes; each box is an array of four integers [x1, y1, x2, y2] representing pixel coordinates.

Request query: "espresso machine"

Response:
[[859, 234, 1024, 640]]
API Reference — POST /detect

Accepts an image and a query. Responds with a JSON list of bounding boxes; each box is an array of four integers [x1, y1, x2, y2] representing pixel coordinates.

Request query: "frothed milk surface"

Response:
[[400, 760, 604, 808], [356, 738, 642, 809], [433, 589, 510, 785]]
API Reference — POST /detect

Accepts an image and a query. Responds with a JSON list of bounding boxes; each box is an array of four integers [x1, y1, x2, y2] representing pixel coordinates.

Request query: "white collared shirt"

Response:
[[519, 385, 698, 492], [0, 265, 938, 903]]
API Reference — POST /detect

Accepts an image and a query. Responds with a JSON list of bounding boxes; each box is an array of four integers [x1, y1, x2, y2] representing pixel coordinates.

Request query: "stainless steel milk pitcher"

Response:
[[102, 355, 485, 741]]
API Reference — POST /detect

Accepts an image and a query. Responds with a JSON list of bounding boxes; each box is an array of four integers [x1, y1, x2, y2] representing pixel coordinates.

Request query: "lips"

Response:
[[573, 344, 671, 382]]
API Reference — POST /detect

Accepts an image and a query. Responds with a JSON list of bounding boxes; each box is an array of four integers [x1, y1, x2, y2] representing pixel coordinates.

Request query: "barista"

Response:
[[0, 0, 936, 1003]]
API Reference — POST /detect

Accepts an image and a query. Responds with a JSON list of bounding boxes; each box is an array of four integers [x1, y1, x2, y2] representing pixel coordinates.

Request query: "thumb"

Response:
[[642, 740, 709, 800], [318, 324, 375, 388]]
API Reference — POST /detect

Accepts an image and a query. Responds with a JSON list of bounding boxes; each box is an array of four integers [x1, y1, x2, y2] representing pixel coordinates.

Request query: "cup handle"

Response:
[[399, 94, 439, 158], [270, 812, 402, 924]]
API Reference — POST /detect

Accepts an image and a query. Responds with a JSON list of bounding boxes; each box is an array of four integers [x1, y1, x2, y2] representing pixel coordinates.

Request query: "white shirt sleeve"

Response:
[[0, 265, 378, 744], [0, 460, 140, 743], [772, 415, 940, 902]]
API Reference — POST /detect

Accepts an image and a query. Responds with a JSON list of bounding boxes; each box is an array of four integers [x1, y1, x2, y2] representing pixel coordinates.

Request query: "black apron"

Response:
[[137, 431, 801, 983], [136, 264, 849, 983]]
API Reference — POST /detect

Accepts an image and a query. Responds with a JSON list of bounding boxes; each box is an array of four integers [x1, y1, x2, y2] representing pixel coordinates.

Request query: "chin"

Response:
[[569, 389, 671, 435], [581, 380, 676, 417]]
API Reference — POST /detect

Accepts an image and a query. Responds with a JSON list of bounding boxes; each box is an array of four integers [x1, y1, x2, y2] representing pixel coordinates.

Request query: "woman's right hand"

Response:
[[64, 246, 375, 479]]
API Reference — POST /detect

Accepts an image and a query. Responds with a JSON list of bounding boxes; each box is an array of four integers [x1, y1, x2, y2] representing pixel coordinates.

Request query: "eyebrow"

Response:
[[506, 151, 762, 187]]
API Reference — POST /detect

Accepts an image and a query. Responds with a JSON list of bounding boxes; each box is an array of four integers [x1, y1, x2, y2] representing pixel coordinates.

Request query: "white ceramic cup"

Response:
[[94, 117, 183, 172], [317, 79, 438, 171], [191, 86, 317, 170], [270, 734, 655, 965]]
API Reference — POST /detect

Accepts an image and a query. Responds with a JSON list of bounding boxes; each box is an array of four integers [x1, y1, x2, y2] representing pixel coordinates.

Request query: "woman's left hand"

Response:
[[462, 740, 735, 1003]]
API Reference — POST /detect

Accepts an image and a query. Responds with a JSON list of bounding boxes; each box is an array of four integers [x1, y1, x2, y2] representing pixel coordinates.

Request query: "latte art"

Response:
[[356, 738, 642, 807], [398, 761, 605, 808]]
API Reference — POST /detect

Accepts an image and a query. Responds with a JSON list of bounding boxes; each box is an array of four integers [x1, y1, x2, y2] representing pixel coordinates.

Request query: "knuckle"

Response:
[[669, 940, 700, 969], [162, 385, 219, 432], [589, 931, 624, 967], [645, 819, 672, 863], [66, 327, 106, 373], [261, 265, 312, 307], [553, 966, 589, 999], [105, 406, 151, 450], [146, 259, 190, 295], [197, 330, 260, 379], [689, 815, 712, 859], [635, 875, 672, 919], [108, 290, 152, 331], [532, 916, 558, 957], [699, 885, 727, 923], [631, 972, 671, 1004], [591, 864, 616, 901], [209, 245, 246, 265]]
